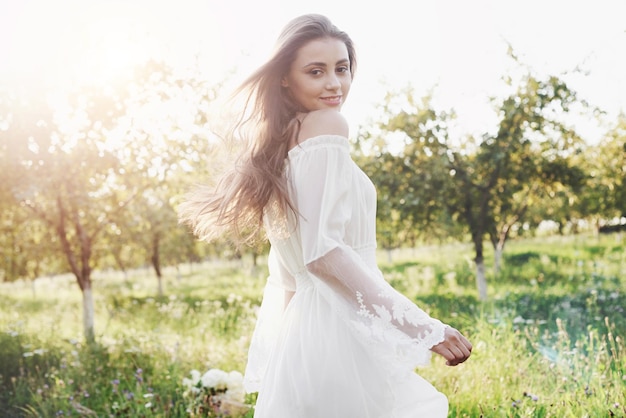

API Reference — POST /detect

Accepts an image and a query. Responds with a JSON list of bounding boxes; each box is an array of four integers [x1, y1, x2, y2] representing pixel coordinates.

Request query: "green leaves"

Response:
[[366, 68, 596, 299]]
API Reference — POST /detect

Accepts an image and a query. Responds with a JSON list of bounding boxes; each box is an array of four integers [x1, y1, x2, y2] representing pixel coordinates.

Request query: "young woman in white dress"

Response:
[[180, 14, 472, 418]]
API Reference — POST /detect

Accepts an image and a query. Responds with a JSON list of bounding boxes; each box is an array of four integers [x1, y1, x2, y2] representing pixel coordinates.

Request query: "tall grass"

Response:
[[1, 234, 624, 417]]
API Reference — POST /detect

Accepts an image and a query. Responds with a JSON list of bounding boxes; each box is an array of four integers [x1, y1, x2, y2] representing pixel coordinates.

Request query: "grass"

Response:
[[0, 233, 625, 417]]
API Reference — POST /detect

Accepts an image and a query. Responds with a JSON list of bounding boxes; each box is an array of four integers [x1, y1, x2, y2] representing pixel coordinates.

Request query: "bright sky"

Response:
[[1, 0, 624, 142]]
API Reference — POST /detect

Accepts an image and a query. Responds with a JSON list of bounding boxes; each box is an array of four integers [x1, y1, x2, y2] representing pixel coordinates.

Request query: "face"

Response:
[[282, 37, 352, 112]]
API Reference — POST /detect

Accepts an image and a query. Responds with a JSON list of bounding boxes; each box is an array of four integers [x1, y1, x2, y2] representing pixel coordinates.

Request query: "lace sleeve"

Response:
[[290, 136, 447, 365]]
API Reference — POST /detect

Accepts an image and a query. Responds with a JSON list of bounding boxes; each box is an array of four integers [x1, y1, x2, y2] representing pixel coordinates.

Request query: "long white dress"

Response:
[[243, 135, 449, 417]]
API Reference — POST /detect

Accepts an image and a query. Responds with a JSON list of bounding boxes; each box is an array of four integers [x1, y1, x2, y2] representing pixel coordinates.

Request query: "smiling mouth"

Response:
[[320, 96, 342, 104]]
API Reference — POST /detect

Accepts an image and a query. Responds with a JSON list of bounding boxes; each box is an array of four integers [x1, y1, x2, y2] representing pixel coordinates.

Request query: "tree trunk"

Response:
[[472, 233, 488, 301], [151, 234, 163, 297], [475, 256, 488, 301], [494, 243, 503, 275], [54, 196, 96, 343], [82, 282, 95, 343]]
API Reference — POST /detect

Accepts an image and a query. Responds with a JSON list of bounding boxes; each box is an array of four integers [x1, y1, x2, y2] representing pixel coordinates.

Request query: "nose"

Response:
[[326, 73, 340, 90]]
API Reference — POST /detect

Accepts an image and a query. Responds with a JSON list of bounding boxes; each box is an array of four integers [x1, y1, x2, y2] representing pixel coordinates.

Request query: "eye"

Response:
[[336, 66, 350, 74], [308, 69, 323, 76]]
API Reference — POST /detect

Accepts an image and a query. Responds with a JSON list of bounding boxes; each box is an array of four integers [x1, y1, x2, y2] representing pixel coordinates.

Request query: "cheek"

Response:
[[293, 79, 320, 98], [342, 78, 352, 93]]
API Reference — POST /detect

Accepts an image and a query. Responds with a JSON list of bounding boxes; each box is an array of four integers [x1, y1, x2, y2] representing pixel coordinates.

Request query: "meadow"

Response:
[[0, 233, 624, 417]]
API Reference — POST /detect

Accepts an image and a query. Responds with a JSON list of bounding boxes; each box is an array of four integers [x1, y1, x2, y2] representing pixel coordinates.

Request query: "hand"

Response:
[[431, 326, 472, 366]]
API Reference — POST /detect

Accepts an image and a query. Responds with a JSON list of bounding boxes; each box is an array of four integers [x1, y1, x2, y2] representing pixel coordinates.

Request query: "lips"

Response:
[[320, 96, 342, 106]]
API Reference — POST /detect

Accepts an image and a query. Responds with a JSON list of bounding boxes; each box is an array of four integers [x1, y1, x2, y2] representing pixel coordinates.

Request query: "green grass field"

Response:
[[1, 233, 625, 417]]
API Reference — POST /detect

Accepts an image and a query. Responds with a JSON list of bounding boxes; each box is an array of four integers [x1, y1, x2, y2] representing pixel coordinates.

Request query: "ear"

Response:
[[281, 77, 289, 88]]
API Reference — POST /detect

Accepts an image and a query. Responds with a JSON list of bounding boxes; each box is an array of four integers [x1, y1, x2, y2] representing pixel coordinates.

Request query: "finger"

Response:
[[434, 346, 455, 363], [461, 336, 473, 352], [458, 341, 472, 359], [450, 332, 472, 355], [448, 345, 465, 362]]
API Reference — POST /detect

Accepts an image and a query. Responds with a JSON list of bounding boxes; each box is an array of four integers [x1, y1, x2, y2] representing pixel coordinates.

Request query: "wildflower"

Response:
[[55, 411, 64, 416], [225, 371, 245, 402], [523, 392, 539, 401], [145, 402, 153, 408], [201, 369, 229, 390], [190, 369, 201, 382], [184, 367, 249, 415]]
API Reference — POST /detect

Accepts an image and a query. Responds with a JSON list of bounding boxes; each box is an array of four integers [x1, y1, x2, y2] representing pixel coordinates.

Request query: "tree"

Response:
[[111, 60, 224, 295], [379, 72, 586, 300], [0, 84, 142, 342], [589, 113, 626, 225]]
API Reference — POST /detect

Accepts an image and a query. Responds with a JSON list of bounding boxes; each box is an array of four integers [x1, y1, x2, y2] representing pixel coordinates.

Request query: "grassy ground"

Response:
[[0, 233, 624, 417]]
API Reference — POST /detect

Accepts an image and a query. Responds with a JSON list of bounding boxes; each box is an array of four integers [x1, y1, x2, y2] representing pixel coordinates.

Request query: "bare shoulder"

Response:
[[298, 109, 349, 142]]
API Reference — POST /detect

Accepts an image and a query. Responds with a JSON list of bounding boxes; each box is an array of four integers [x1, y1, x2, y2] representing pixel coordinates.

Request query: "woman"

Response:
[[180, 14, 472, 417]]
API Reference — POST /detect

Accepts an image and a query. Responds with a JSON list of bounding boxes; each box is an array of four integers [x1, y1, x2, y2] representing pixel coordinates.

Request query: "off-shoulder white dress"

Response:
[[244, 135, 448, 417]]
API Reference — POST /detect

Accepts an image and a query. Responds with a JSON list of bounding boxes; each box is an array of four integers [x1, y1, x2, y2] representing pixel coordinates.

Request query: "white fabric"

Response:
[[244, 135, 448, 417]]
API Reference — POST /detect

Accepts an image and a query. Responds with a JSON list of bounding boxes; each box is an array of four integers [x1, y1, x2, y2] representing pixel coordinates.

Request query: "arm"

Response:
[[307, 241, 471, 366], [307, 246, 446, 344], [295, 144, 471, 365], [292, 112, 471, 365], [289, 138, 447, 367]]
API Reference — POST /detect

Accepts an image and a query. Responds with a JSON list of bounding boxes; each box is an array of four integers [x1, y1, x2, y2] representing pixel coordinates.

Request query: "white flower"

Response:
[[225, 371, 243, 388], [189, 369, 201, 383], [226, 386, 246, 403], [201, 369, 228, 390], [224, 371, 245, 402], [182, 369, 203, 395]]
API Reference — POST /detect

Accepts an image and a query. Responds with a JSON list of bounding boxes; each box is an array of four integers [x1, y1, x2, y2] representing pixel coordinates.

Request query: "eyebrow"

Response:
[[302, 59, 350, 69]]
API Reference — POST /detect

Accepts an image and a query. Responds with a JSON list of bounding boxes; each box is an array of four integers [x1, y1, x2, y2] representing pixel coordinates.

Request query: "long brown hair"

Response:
[[178, 14, 357, 245]]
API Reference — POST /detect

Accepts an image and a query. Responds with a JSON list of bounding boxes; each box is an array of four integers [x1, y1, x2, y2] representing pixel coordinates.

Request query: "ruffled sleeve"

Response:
[[290, 135, 447, 367]]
